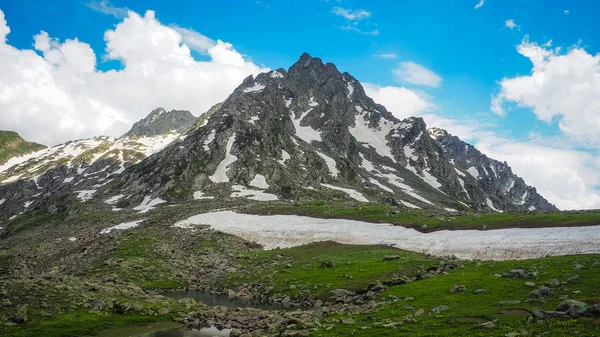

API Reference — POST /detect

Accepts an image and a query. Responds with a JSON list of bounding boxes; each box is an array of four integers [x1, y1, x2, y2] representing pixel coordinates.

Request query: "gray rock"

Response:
[[507, 269, 526, 278], [475, 321, 495, 329], [431, 305, 449, 313], [449, 285, 467, 293]]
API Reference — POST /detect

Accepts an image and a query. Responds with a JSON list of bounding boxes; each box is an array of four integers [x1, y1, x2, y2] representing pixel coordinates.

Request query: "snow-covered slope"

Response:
[[103, 53, 555, 213], [174, 211, 600, 260], [0, 110, 196, 222]]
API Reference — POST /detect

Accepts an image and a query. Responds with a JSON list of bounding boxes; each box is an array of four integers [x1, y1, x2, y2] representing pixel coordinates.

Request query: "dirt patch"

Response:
[[501, 308, 530, 315], [585, 299, 600, 305]]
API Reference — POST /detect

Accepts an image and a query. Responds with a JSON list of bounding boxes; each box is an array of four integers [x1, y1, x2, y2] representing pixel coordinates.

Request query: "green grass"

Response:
[[0, 130, 45, 165], [84, 233, 186, 290], [222, 242, 440, 300], [245, 201, 600, 231], [1, 311, 171, 337], [219, 243, 600, 336]]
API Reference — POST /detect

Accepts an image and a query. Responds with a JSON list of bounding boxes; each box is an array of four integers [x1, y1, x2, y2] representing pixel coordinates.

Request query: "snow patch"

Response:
[[278, 150, 291, 165], [193, 191, 215, 200], [203, 129, 216, 151], [209, 135, 238, 183], [173, 211, 600, 260], [529, 206, 536, 211], [75, 190, 96, 201], [100, 220, 145, 234], [400, 200, 421, 209], [317, 152, 339, 177], [69, 237, 77, 242], [230, 185, 278, 201], [133, 196, 166, 214], [444, 208, 458, 212], [347, 82, 354, 99], [63, 177, 75, 183], [249, 174, 269, 189], [466, 167, 480, 179], [0, 198, 4, 206], [349, 113, 396, 160], [368, 178, 394, 193], [292, 108, 322, 143], [486, 198, 503, 213], [243, 83, 265, 93], [104, 194, 125, 205], [321, 184, 368, 202], [270, 70, 284, 78], [249, 116, 260, 125], [308, 96, 319, 107]]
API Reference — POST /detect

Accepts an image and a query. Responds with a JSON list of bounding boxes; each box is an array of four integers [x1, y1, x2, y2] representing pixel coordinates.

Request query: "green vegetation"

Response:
[[223, 242, 438, 300], [72, 141, 112, 166], [0, 130, 45, 165], [246, 201, 600, 231], [85, 233, 186, 290], [221, 242, 600, 336]]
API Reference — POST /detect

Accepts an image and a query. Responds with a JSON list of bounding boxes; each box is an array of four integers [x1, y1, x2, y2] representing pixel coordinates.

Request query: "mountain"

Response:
[[100, 53, 557, 213], [0, 109, 197, 222], [0, 131, 45, 165], [124, 108, 196, 137], [428, 128, 556, 212]]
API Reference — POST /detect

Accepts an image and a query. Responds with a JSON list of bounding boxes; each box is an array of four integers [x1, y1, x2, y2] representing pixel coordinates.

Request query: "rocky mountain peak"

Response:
[[123, 108, 196, 137], [0, 130, 46, 165]]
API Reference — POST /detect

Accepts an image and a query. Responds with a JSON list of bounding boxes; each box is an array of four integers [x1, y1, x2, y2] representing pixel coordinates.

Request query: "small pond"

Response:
[[138, 326, 231, 337], [162, 290, 292, 310]]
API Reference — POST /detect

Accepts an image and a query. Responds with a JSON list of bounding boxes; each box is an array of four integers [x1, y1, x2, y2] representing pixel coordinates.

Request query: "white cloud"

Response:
[[492, 36, 600, 147], [475, 136, 600, 210], [393, 61, 442, 87], [363, 83, 435, 119], [505, 19, 518, 30], [474, 0, 485, 9], [171, 25, 215, 54], [0, 9, 266, 145], [364, 79, 600, 210], [87, 0, 128, 18], [564, 9, 570, 15], [331, 7, 371, 21], [373, 53, 397, 59]]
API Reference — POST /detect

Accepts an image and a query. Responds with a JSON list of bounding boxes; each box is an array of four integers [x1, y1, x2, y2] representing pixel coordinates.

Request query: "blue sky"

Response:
[[1, 0, 600, 209], [1, 0, 592, 141]]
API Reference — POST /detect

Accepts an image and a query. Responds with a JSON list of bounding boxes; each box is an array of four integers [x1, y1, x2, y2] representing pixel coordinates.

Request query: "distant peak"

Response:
[[123, 108, 196, 137], [427, 127, 449, 139]]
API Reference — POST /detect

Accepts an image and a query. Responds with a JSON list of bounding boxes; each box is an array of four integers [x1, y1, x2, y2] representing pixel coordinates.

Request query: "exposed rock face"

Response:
[[104, 53, 556, 213], [428, 127, 557, 212], [0, 110, 191, 222], [0, 53, 556, 221], [124, 108, 196, 137]]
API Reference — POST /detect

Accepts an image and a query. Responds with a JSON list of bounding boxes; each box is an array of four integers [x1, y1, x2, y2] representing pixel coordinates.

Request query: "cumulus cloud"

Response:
[[0, 9, 266, 145], [492, 36, 600, 147], [363, 83, 436, 119], [474, 0, 485, 9], [505, 19, 518, 30], [564, 9, 570, 15], [364, 79, 600, 210], [475, 136, 600, 210], [331, 7, 371, 21], [393, 61, 442, 87]]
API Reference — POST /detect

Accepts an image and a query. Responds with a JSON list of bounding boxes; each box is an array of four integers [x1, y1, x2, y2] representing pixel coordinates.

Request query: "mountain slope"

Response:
[[0, 131, 46, 165], [428, 127, 556, 212], [124, 108, 196, 137], [103, 53, 556, 213], [0, 109, 196, 222]]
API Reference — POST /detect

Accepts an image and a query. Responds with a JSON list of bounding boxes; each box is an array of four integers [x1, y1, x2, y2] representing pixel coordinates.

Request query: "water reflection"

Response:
[[139, 326, 230, 337], [163, 290, 290, 310]]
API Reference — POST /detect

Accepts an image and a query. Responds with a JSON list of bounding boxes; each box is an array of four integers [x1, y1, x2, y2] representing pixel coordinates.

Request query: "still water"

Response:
[[138, 326, 230, 337], [163, 290, 291, 310]]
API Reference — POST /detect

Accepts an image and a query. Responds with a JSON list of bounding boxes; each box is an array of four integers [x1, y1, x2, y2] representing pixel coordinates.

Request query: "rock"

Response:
[[528, 286, 553, 300], [331, 289, 356, 303], [556, 300, 587, 318], [446, 317, 457, 324], [449, 285, 467, 293], [473, 289, 487, 295], [524, 282, 536, 288], [158, 308, 171, 315], [572, 264, 586, 270], [586, 303, 600, 317], [282, 330, 312, 336], [225, 267, 237, 273], [371, 282, 385, 292], [404, 296, 415, 301], [382, 255, 400, 261], [507, 268, 526, 278], [414, 309, 424, 316], [340, 317, 355, 325], [545, 279, 560, 287], [475, 321, 495, 329], [431, 305, 449, 313], [289, 285, 297, 290]]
